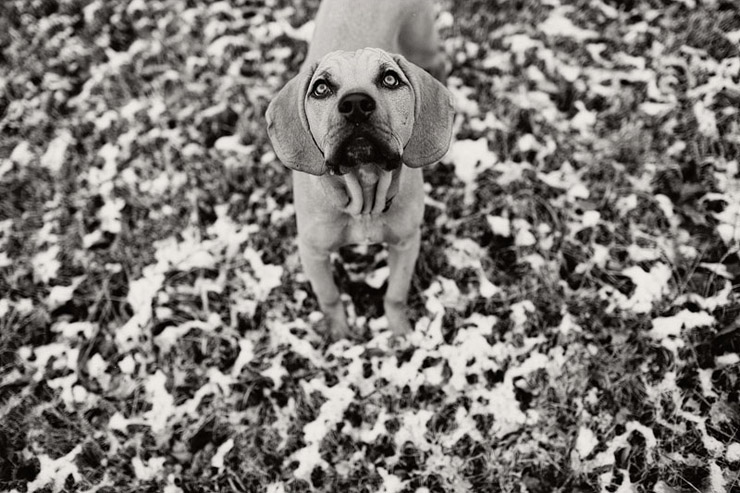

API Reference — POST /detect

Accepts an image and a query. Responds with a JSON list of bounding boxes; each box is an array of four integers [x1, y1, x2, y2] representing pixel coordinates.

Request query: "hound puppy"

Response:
[[266, 0, 454, 338]]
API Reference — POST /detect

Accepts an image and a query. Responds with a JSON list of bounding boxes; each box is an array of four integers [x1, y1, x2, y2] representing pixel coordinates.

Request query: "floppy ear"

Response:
[[265, 65, 326, 175], [394, 55, 455, 168]]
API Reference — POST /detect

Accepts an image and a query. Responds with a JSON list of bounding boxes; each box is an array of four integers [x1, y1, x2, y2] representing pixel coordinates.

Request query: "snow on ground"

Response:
[[1, 0, 739, 491]]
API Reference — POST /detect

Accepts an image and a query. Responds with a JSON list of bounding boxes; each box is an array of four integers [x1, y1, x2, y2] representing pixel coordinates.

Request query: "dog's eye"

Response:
[[381, 71, 400, 88], [311, 80, 332, 98]]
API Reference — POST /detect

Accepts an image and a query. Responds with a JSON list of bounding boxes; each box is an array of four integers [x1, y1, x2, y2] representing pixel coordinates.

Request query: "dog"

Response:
[[266, 0, 455, 339]]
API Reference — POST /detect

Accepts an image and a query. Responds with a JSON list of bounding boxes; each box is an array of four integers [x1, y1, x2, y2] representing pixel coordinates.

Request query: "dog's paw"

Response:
[[384, 299, 413, 337], [325, 319, 352, 340], [320, 300, 352, 340]]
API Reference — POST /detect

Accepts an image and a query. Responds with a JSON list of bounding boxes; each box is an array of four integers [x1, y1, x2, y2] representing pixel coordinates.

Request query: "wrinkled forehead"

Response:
[[312, 48, 403, 85]]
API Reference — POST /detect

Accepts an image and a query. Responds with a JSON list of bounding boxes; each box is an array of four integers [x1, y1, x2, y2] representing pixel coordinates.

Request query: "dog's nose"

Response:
[[338, 92, 376, 123]]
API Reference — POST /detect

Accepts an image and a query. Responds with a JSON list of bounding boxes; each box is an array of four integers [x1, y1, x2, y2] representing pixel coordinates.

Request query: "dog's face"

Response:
[[266, 48, 454, 176], [304, 49, 414, 175]]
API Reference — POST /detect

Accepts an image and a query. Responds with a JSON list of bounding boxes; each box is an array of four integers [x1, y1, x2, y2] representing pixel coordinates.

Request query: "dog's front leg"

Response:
[[384, 228, 421, 336], [298, 240, 350, 339]]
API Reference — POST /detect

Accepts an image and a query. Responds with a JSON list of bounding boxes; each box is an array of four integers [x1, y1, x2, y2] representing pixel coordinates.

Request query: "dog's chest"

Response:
[[343, 215, 395, 245]]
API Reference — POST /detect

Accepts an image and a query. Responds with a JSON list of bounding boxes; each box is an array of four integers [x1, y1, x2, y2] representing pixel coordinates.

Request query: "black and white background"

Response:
[[1, 0, 739, 491]]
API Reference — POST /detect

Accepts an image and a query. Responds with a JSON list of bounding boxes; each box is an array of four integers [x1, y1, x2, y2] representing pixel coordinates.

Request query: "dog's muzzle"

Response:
[[326, 130, 402, 175], [326, 92, 402, 175]]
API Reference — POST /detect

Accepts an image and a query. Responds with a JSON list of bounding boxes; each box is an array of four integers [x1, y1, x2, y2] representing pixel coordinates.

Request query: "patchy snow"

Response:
[[539, 8, 598, 41], [480, 351, 549, 438], [0, 299, 10, 318], [243, 248, 284, 301], [155, 228, 218, 271], [143, 370, 176, 439], [377, 468, 407, 493], [640, 101, 675, 117], [292, 381, 355, 479], [116, 269, 165, 351], [693, 101, 719, 138], [510, 300, 535, 330], [710, 160, 740, 252], [698, 262, 733, 279], [446, 238, 499, 297], [41, 131, 73, 174], [132, 456, 166, 481], [118, 355, 136, 375], [538, 161, 589, 201], [558, 311, 583, 335], [513, 219, 537, 247], [395, 410, 434, 451], [215, 134, 255, 155], [674, 280, 732, 311], [571, 101, 597, 136], [10, 140, 34, 166], [155, 313, 222, 353], [576, 426, 598, 458], [32, 245, 61, 284], [727, 442, 740, 463], [98, 197, 125, 234], [654, 195, 674, 221], [649, 310, 715, 339], [46, 277, 85, 311], [86, 353, 109, 381], [708, 461, 727, 493], [444, 138, 497, 205], [487, 215, 511, 237], [206, 35, 248, 58], [618, 263, 672, 313], [163, 475, 184, 493], [366, 265, 390, 289], [697, 368, 717, 399], [448, 80, 480, 117], [27, 445, 82, 493], [616, 194, 638, 215], [585, 421, 657, 472], [716, 353, 740, 367], [265, 484, 286, 493], [627, 243, 660, 263], [230, 339, 255, 378], [210, 438, 234, 471], [3, 0, 740, 490]]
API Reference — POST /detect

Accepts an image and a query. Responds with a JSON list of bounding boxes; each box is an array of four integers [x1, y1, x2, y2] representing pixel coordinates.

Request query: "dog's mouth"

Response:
[[344, 136, 376, 162], [325, 127, 402, 175]]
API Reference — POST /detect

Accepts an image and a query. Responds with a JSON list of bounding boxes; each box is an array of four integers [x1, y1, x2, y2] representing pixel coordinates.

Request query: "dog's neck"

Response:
[[320, 163, 400, 216]]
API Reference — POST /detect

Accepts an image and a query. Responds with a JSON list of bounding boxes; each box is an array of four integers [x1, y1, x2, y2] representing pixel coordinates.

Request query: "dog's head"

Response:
[[266, 48, 454, 176]]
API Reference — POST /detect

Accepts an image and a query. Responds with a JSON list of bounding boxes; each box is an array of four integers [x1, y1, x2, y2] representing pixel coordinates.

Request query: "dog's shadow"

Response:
[[333, 244, 386, 321], [329, 240, 440, 333]]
